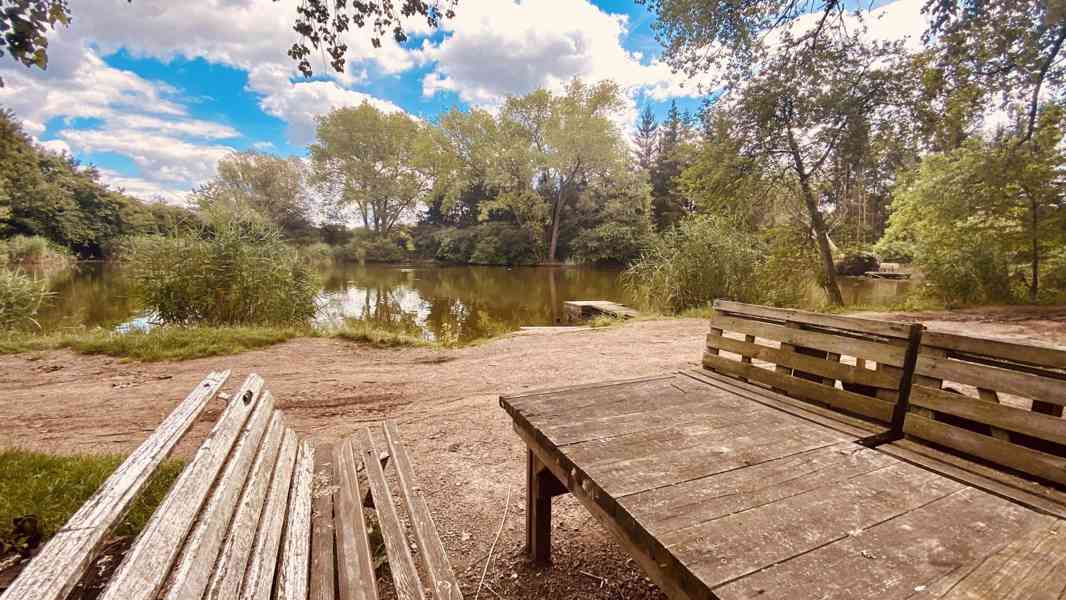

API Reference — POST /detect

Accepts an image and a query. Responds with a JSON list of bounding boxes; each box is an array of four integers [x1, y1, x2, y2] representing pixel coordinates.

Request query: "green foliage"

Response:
[[872, 237, 915, 264], [623, 215, 765, 313], [123, 209, 320, 326], [297, 242, 334, 264], [0, 325, 303, 360], [0, 450, 182, 552], [333, 319, 431, 348], [427, 223, 536, 265], [570, 222, 650, 265], [757, 226, 822, 308], [3, 234, 73, 266], [0, 267, 50, 330], [334, 229, 412, 263]]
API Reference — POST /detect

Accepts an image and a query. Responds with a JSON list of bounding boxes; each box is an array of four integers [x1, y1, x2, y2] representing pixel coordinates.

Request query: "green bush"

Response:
[[757, 226, 822, 308], [570, 222, 650, 264], [432, 227, 478, 263], [469, 223, 536, 265], [123, 210, 320, 326], [872, 236, 915, 264], [0, 267, 51, 330], [919, 235, 1013, 306], [623, 215, 766, 313], [3, 235, 74, 266], [297, 242, 334, 264], [335, 230, 410, 263]]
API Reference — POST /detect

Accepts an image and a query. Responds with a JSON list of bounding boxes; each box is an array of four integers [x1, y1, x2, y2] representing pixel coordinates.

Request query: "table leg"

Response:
[[526, 449, 565, 565]]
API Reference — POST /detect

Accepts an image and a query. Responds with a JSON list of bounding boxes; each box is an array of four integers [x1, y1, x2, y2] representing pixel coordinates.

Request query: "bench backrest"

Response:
[[904, 330, 1066, 487], [704, 300, 923, 428]]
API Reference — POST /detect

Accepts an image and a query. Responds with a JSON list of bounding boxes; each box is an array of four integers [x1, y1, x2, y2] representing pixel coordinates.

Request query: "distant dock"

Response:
[[563, 300, 639, 322]]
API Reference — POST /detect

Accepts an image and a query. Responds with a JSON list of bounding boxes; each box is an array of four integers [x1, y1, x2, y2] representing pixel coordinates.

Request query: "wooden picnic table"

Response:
[[501, 301, 1066, 600]]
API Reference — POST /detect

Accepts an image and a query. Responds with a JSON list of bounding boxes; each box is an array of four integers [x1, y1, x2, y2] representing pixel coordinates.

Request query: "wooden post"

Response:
[[525, 450, 566, 565], [889, 323, 925, 440]]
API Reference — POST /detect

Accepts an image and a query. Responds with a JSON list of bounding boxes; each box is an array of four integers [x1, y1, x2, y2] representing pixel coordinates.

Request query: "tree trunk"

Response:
[[799, 176, 845, 306], [547, 192, 564, 263], [1030, 195, 1039, 303]]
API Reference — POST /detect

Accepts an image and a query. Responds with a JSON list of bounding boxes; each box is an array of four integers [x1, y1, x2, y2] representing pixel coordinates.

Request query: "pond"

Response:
[[32, 262, 913, 343]]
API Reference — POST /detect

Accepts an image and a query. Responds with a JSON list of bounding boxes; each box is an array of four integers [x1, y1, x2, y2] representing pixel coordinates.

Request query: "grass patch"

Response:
[[0, 449, 183, 552], [0, 325, 305, 361], [333, 320, 432, 348]]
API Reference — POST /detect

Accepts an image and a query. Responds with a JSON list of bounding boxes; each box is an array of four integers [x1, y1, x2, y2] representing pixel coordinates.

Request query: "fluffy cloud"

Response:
[[418, 0, 703, 106]]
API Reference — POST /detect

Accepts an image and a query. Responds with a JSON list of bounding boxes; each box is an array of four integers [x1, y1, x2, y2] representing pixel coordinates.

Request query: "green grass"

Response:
[[332, 320, 432, 348], [0, 325, 305, 361], [0, 449, 183, 552]]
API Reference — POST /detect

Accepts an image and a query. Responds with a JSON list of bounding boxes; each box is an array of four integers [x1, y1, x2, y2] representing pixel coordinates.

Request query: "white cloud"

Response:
[[417, 0, 704, 107], [98, 169, 192, 205]]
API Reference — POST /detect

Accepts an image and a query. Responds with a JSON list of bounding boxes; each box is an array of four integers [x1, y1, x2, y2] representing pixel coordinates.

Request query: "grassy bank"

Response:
[[0, 450, 183, 552]]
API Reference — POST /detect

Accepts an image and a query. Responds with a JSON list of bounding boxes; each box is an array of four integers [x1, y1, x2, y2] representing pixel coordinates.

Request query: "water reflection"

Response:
[[31, 262, 916, 343]]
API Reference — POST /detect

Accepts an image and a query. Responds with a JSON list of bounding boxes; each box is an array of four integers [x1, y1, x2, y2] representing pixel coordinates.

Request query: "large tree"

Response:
[[310, 102, 434, 235], [194, 150, 314, 241]]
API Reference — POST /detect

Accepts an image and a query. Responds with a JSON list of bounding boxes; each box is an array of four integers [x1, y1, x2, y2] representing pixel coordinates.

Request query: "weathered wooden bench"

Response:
[[1, 371, 463, 600], [501, 299, 1066, 599]]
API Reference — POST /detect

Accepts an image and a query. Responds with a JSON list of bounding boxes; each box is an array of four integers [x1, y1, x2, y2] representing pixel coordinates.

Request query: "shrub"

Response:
[[0, 267, 50, 330], [335, 230, 411, 263], [757, 226, 823, 308], [123, 211, 320, 326], [919, 234, 1013, 306], [872, 236, 915, 264], [432, 227, 478, 263], [297, 242, 334, 264], [469, 223, 536, 265], [3, 235, 74, 266], [623, 215, 765, 313], [570, 222, 651, 264]]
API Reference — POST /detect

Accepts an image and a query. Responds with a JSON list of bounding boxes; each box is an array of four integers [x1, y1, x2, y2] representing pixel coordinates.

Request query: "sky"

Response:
[[0, 0, 928, 205]]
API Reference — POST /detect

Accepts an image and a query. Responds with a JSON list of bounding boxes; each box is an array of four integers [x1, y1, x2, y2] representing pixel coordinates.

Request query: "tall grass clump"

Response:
[[0, 267, 50, 330], [123, 209, 320, 326], [624, 215, 765, 313], [623, 216, 821, 313], [3, 235, 74, 267]]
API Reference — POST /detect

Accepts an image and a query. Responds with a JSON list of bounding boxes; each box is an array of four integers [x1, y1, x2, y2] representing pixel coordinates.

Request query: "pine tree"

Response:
[[634, 105, 658, 171], [650, 101, 689, 229]]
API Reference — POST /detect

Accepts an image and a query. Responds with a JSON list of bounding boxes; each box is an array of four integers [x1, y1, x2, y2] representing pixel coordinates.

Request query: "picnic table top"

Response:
[[501, 370, 1066, 600]]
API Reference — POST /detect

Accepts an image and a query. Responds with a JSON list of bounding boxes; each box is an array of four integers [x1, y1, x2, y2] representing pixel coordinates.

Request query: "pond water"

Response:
[[32, 262, 913, 343]]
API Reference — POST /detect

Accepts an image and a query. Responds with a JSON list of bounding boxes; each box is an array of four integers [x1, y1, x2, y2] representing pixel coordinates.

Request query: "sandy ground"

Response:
[[2, 308, 1066, 599]]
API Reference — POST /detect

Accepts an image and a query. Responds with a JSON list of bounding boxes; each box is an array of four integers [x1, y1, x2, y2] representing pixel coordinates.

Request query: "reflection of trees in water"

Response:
[[35, 262, 141, 331]]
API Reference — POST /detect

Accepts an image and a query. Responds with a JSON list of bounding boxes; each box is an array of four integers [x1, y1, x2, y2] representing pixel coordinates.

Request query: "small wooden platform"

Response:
[[864, 271, 911, 279], [563, 300, 639, 321], [501, 372, 1066, 600]]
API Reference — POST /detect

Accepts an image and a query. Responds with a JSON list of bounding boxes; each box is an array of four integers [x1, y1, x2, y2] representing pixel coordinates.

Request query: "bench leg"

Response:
[[525, 450, 565, 565]]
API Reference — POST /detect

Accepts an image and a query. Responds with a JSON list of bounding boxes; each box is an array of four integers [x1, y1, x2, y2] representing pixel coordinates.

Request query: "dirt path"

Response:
[[3, 310, 1065, 599]]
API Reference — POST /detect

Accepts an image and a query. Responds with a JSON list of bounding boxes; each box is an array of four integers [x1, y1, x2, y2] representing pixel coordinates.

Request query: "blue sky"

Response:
[[0, 0, 922, 203]]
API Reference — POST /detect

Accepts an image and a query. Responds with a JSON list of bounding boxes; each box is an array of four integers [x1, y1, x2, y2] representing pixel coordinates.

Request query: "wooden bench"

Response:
[[1, 371, 462, 600]]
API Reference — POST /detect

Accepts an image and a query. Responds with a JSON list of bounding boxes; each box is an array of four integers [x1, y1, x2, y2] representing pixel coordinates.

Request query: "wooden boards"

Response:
[[502, 371, 1065, 600], [0, 370, 230, 600]]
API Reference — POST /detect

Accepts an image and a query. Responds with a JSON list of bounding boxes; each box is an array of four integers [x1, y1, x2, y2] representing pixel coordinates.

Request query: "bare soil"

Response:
[[3, 309, 1066, 599]]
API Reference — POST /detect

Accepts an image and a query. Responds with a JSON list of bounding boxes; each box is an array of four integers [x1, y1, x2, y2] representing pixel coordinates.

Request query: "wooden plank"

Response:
[[277, 441, 315, 600], [702, 352, 896, 423], [239, 427, 299, 600], [309, 445, 337, 600], [880, 438, 1066, 519], [334, 439, 378, 600], [358, 428, 425, 600], [383, 421, 464, 600], [904, 413, 1066, 486], [668, 462, 965, 588], [705, 333, 900, 389], [203, 410, 286, 600], [708, 313, 908, 366], [98, 373, 264, 600], [910, 385, 1066, 445], [160, 391, 276, 600], [619, 443, 896, 536], [916, 354, 1066, 407], [929, 520, 1066, 599], [0, 370, 230, 600], [502, 374, 679, 417], [713, 299, 915, 339], [683, 369, 881, 438], [923, 329, 1066, 369], [511, 424, 704, 600], [715, 487, 1056, 599]]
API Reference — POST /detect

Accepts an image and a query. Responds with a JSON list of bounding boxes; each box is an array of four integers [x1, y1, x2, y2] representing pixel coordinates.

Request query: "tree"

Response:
[[0, 0, 69, 85], [634, 105, 658, 171], [195, 151, 314, 241], [880, 106, 1066, 304], [650, 100, 695, 230], [310, 102, 435, 235]]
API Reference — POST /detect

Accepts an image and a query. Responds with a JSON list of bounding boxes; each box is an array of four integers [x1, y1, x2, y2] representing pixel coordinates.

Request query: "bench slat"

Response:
[[335, 439, 379, 600], [713, 299, 915, 339], [204, 410, 286, 600], [911, 386, 1066, 446], [384, 421, 464, 600], [0, 370, 230, 600], [309, 446, 337, 600], [277, 441, 315, 600], [161, 391, 276, 600], [916, 354, 1066, 407], [240, 426, 299, 600], [360, 428, 426, 600], [99, 373, 264, 600]]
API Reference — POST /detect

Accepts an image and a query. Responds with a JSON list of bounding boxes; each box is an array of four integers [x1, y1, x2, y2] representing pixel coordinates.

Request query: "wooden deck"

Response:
[[563, 300, 640, 321], [500, 371, 1066, 600]]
